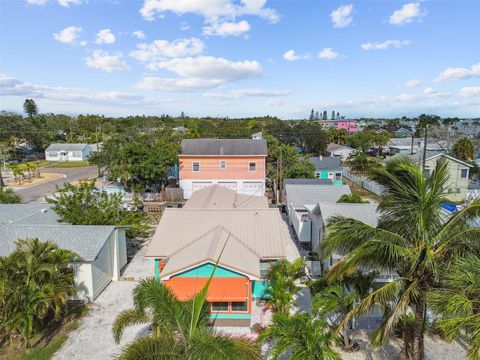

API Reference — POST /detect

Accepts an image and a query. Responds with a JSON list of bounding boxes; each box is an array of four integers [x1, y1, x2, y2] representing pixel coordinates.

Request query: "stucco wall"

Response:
[[179, 156, 266, 180]]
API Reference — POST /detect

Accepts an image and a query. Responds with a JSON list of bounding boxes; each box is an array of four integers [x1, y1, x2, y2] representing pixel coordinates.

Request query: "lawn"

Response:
[[21, 160, 51, 168], [48, 161, 90, 168]]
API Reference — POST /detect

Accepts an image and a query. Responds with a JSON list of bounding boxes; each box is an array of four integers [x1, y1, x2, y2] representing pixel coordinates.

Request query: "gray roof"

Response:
[[0, 204, 60, 225], [308, 156, 342, 171], [313, 203, 379, 227], [284, 179, 333, 186], [326, 143, 354, 152], [285, 184, 351, 209], [181, 139, 267, 156], [45, 143, 89, 152], [0, 204, 116, 261], [1, 225, 116, 261]]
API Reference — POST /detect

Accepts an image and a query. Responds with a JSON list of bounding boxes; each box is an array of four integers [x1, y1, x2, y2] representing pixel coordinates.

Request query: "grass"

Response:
[[21, 160, 51, 168], [18, 335, 68, 360], [343, 178, 380, 203], [48, 161, 90, 168]]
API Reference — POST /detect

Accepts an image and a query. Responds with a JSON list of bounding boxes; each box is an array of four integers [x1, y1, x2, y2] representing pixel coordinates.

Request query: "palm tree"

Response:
[[112, 279, 261, 360], [452, 137, 475, 161], [0, 238, 76, 346], [0, 187, 21, 203], [313, 284, 359, 350], [258, 312, 340, 360], [430, 254, 480, 360], [321, 157, 480, 360]]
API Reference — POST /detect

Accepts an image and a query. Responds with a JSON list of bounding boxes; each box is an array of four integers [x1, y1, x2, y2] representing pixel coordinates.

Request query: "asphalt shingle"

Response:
[[181, 139, 268, 156]]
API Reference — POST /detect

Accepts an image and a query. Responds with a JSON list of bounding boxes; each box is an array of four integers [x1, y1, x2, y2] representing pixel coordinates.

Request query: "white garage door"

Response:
[[192, 182, 213, 193], [218, 182, 238, 191], [243, 182, 263, 196]]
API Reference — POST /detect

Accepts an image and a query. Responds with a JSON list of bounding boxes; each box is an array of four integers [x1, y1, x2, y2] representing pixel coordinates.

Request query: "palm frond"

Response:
[[116, 334, 184, 360], [113, 308, 149, 344]]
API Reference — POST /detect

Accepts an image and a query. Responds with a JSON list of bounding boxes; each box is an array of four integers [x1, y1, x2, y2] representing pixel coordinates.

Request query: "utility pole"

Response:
[[96, 119, 101, 177], [411, 132, 414, 155], [279, 148, 283, 202], [422, 126, 428, 173]]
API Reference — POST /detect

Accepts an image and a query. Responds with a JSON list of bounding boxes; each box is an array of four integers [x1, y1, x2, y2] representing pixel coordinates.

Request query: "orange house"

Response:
[[179, 139, 267, 198]]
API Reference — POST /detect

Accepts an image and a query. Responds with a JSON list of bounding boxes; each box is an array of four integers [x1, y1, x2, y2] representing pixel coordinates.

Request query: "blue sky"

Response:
[[0, 0, 479, 118]]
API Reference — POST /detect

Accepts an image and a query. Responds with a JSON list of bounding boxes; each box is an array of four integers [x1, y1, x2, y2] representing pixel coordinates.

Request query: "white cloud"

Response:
[[389, 2, 425, 26], [0, 74, 173, 107], [283, 50, 311, 61], [403, 79, 421, 88], [203, 20, 250, 37], [135, 56, 262, 91], [330, 4, 353, 28], [265, 99, 287, 106], [361, 39, 411, 50], [95, 29, 116, 44], [132, 31, 146, 39], [318, 48, 340, 60], [204, 87, 291, 99], [53, 26, 82, 44], [435, 63, 480, 82], [180, 22, 190, 31], [459, 87, 480, 98], [139, 0, 279, 23], [26, 0, 48, 5], [57, 0, 82, 7], [84, 50, 130, 72], [130, 38, 205, 66]]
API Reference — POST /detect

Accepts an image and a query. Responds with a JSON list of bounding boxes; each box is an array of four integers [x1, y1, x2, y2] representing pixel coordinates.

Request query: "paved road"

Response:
[[14, 166, 98, 203]]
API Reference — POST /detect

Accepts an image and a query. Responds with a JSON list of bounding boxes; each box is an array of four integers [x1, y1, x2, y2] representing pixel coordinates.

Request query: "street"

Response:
[[13, 166, 98, 203]]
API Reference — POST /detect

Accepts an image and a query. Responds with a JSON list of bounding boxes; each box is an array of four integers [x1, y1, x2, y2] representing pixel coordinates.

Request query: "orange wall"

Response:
[[179, 156, 266, 180]]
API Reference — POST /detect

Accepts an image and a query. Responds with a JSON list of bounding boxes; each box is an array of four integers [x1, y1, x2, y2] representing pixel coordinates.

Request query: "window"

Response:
[[48, 152, 58, 157], [72, 151, 82, 158], [231, 301, 248, 312], [334, 172, 342, 181], [249, 162, 256, 172], [456, 188, 461, 194], [220, 160, 226, 169], [301, 213, 309, 222], [192, 162, 200, 172], [211, 302, 228, 311], [260, 260, 277, 279], [315, 172, 320, 179], [461, 169, 468, 178], [447, 188, 452, 194]]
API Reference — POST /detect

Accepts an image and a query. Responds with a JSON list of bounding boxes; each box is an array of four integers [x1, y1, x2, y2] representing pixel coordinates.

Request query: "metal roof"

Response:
[[0, 224, 116, 261], [45, 143, 90, 152], [312, 203, 379, 227], [183, 185, 269, 209], [146, 208, 288, 260], [308, 156, 342, 170], [0, 204, 60, 225], [180, 139, 267, 156], [285, 184, 351, 209], [326, 143, 354, 152], [283, 179, 333, 186], [160, 226, 260, 279]]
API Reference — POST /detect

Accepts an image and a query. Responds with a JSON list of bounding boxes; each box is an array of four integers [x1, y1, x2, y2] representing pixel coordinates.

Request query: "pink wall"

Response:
[[179, 156, 266, 180], [335, 120, 358, 132]]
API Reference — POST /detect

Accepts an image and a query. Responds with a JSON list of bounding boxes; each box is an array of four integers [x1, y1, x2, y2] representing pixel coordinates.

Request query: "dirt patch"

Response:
[[7, 173, 64, 188]]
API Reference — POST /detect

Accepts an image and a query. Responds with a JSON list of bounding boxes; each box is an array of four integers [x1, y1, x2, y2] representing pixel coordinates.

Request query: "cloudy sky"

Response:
[[0, 0, 479, 118]]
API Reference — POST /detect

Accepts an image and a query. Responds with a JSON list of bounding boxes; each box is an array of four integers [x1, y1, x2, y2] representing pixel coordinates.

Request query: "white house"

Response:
[[326, 143, 355, 161], [0, 204, 127, 301], [45, 143, 94, 162], [284, 184, 351, 249]]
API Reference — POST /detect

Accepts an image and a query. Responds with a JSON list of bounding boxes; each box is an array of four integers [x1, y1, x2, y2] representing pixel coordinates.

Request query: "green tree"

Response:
[[430, 254, 480, 360], [331, 110, 335, 120], [23, 99, 38, 117], [348, 131, 373, 153], [283, 159, 315, 179], [346, 152, 379, 173], [0, 239, 77, 346], [0, 187, 22, 203], [321, 157, 480, 360], [337, 193, 368, 203], [452, 137, 475, 161], [309, 109, 315, 120], [258, 312, 340, 360], [47, 180, 147, 238], [322, 110, 328, 120], [113, 279, 261, 360]]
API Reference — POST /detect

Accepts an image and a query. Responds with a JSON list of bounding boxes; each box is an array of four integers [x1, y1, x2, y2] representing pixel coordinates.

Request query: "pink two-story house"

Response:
[[179, 139, 267, 199], [319, 119, 358, 133]]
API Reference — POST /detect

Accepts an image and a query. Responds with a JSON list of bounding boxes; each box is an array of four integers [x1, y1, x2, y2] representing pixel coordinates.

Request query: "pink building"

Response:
[[319, 119, 358, 133]]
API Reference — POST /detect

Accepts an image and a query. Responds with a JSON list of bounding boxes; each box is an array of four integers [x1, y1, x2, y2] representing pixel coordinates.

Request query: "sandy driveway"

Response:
[[53, 241, 152, 360]]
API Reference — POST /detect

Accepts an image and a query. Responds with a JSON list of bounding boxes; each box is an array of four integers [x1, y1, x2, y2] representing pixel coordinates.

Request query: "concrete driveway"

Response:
[[13, 166, 98, 203]]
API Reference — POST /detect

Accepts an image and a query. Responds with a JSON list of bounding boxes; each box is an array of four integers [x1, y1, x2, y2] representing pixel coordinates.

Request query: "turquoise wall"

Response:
[[173, 263, 245, 278], [210, 313, 251, 320], [252, 281, 270, 298], [154, 259, 160, 279]]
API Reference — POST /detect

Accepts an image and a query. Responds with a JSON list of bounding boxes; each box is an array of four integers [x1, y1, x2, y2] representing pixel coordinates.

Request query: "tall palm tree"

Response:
[[321, 157, 480, 360], [258, 312, 340, 360], [112, 278, 261, 360], [430, 254, 480, 360]]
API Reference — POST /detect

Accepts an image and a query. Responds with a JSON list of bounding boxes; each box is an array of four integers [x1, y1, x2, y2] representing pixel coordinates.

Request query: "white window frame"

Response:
[[192, 162, 200, 172], [230, 301, 248, 313], [220, 160, 226, 169], [461, 169, 468, 178], [249, 162, 256, 172]]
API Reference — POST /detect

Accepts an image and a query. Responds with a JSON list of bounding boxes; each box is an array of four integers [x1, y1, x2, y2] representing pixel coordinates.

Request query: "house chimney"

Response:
[[319, 155, 323, 161], [220, 146, 224, 155]]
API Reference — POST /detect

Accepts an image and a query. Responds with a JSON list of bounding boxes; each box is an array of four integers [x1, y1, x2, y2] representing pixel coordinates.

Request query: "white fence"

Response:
[[343, 170, 385, 197]]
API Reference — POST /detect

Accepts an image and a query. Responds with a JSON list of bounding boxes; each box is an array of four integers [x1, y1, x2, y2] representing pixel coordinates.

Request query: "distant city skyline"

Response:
[[0, 0, 479, 118]]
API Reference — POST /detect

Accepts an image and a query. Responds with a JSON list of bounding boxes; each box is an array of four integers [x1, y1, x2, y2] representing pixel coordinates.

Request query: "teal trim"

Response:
[[320, 170, 328, 180], [333, 180, 343, 185], [154, 259, 160, 279], [174, 263, 245, 278], [210, 313, 251, 320], [252, 281, 270, 298]]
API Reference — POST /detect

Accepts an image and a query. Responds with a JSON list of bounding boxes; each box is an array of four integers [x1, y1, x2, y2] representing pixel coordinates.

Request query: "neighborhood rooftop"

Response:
[[45, 143, 90, 151], [283, 179, 333, 186], [285, 184, 351, 209], [181, 139, 268, 156], [309, 203, 379, 227], [183, 184, 269, 209], [308, 156, 342, 170]]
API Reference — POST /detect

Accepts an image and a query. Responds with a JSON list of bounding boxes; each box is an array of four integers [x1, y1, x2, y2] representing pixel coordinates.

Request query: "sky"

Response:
[[0, 0, 479, 119]]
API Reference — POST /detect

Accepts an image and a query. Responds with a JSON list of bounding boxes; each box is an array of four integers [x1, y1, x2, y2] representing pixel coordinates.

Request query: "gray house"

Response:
[[45, 143, 95, 162]]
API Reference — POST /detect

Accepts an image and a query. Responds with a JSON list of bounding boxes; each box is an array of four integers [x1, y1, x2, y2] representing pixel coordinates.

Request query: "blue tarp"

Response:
[[441, 203, 458, 213]]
